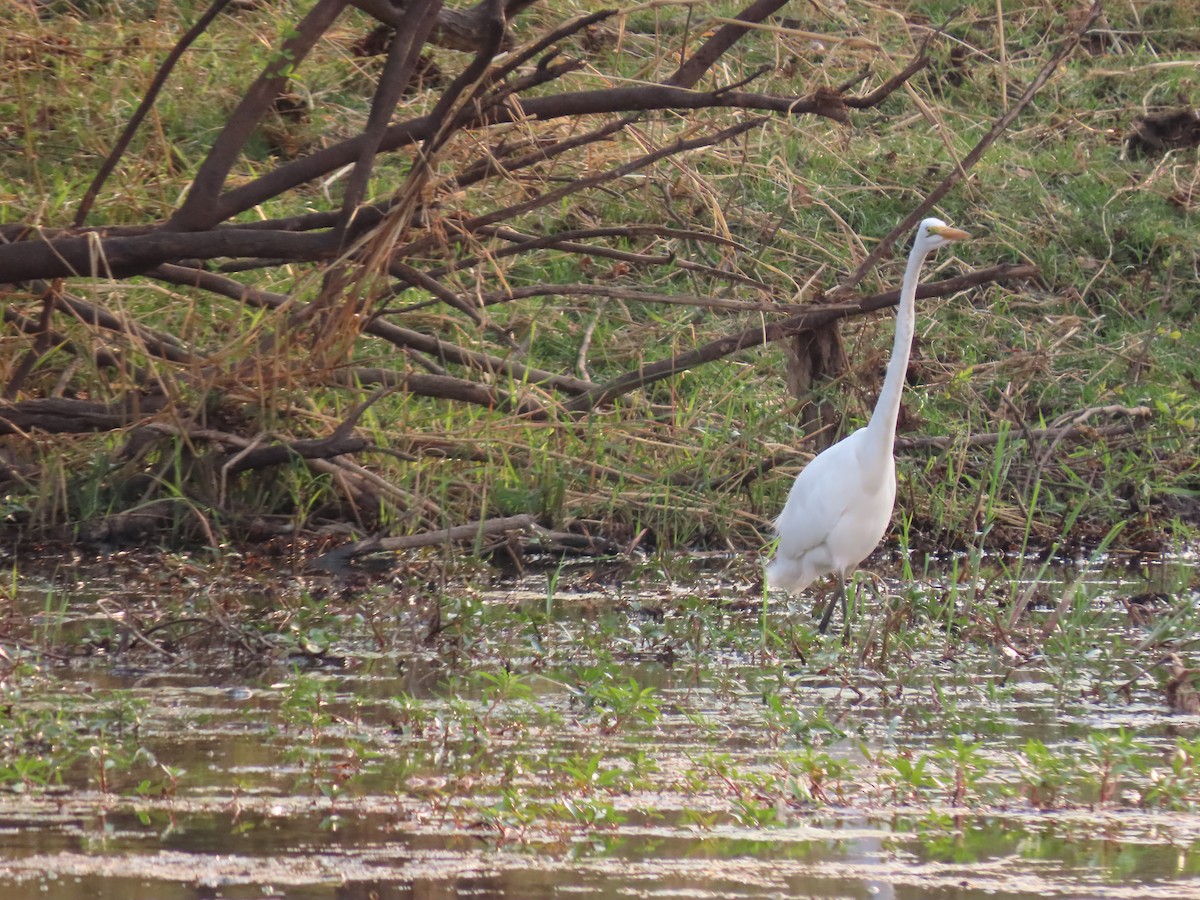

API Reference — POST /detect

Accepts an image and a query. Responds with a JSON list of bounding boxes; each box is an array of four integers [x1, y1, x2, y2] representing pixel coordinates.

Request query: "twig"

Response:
[[169, 0, 350, 231], [489, 9, 615, 82], [577, 299, 606, 380], [828, 0, 1103, 299], [75, 0, 234, 227], [895, 406, 1152, 451], [565, 263, 1037, 412]]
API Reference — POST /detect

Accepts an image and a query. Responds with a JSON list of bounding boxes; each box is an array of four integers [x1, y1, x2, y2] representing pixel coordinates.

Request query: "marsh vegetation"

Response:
[[0, 550, 1198, 897], [2, 0, 1200, 897]]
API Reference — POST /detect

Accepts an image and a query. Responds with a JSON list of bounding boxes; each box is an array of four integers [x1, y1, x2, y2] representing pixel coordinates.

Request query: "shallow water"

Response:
[[1, 551, 1198, 899]]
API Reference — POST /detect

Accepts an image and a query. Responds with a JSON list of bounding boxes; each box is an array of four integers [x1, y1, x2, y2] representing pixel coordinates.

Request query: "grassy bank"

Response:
[[0, 0, 1197, 557]]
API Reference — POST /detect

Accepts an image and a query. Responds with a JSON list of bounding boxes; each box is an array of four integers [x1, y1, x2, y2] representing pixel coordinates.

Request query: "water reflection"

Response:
[[2, 556, 1198, 899]]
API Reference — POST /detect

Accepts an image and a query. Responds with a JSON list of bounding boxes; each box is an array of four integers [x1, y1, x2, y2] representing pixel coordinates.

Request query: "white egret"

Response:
[[765, 217, 971, 639]]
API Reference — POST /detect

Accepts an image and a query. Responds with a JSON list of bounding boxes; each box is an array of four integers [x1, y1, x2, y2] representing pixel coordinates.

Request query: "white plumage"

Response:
[[765, 217, 971, 638]]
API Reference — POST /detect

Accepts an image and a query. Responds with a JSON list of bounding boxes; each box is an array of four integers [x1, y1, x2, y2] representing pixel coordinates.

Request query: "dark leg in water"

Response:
[[817, 572, 847, 637]]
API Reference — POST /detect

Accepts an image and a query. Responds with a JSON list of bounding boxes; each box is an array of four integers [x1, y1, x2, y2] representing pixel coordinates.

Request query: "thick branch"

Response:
[[169, 0, 349, 231], [565, 263, 1039, 413], [0, 396, 168, 435], [0, 230, 335, 283]]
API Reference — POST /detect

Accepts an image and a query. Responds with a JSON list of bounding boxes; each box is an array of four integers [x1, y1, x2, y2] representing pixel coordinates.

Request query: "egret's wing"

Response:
[[773, 432, 866, 557]]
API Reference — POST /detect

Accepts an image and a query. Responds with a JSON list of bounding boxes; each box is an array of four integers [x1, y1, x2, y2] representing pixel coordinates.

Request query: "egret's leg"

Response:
[[841, 573, 852, 646], [817, 573, 845, 635]]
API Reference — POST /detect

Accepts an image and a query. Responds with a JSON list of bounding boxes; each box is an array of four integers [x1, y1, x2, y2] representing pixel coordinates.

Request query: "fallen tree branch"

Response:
[[0, 396, 168, 435], [894, 405, 1153, 451], [220, 431, 372, 475], [311, 513, 538, 569], [75, 0, 234, 226], [169, 0, 351, 231], [335, 0, 444, 241], [565, 262, 1039, 413], [0, 229, 335, 283]]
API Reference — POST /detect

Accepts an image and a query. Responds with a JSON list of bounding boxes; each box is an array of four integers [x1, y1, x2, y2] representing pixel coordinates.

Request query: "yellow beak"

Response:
[[930, 225, 971, 241]]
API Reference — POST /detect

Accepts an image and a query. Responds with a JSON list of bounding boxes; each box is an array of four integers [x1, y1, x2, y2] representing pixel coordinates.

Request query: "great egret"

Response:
[[765, 217, 971, 639]]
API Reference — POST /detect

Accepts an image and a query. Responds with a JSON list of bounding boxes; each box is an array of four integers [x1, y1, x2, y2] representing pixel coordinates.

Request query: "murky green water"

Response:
[[1, 551, 1198, 898]]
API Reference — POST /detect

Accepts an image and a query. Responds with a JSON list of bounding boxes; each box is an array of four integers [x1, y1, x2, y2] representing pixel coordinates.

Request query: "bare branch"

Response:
[[668, 0, 791, 88], [169, 0, 350, 231], [221, 431, 371, 475], [564, 263, 1039, 413], [895, 406, 1152, 451], [75, 0, 235, 227], [0, 229, 335, 282], [336, 0, 444, 240], [0, 395, 168, 435], [312, 513, 538, 569]]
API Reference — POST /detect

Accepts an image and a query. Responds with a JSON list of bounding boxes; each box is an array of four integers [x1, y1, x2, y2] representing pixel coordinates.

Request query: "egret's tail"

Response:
[[764, 555, 813, 595]]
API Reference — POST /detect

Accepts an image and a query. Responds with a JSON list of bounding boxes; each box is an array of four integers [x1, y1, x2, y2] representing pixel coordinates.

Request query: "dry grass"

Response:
[[0, 0, 1196, 556]]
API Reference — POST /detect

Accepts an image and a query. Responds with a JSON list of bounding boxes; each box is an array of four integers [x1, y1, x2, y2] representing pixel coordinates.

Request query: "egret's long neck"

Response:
[[864, 242, 930, 457]]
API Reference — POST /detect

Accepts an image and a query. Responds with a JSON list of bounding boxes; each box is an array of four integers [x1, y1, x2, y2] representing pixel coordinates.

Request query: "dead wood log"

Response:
[[310, 513, 538, 570], [77, 498, 191, 544], [785, 320, 850, 451], [0, 396, 168, 435]]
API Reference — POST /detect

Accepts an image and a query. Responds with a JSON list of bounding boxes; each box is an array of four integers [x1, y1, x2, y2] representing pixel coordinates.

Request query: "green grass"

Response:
[[0, 0, 1197, 553]]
